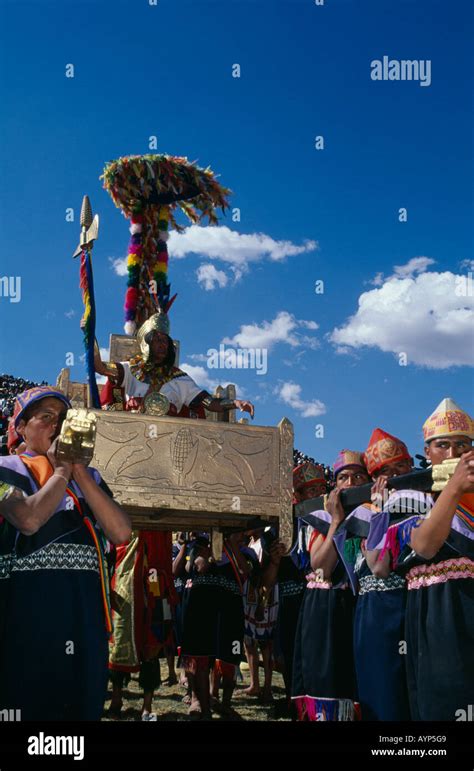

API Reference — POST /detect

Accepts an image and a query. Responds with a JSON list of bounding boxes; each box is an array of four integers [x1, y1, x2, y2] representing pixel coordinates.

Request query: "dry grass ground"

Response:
[[102, 660, 289, 722]]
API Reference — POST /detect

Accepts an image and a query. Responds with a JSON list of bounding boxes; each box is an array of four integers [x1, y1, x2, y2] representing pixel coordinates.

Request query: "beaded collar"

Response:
[[128, 354, 187, 387]]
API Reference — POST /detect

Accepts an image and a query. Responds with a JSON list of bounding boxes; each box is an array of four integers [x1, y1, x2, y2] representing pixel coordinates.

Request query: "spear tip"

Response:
[[80, 195, 93, 229]]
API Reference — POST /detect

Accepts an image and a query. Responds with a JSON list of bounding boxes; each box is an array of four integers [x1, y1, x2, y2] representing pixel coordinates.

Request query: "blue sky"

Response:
[[0, 0, 473, 465]]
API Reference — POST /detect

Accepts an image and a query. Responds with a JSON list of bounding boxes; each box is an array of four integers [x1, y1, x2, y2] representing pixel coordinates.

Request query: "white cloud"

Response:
[[186, 353, 209, 362], [109, 257, 128, 276], [393, 256, 435, 278], [275, 381, 327, 418], [460, 259, 474, 272], [283, 350, 308, 368], [180, 363, 245, 397], [370, 272, 385, 287], [110, 226, 318, 288], [332, 345, 356, 356], [196, 264, 229, 291], [169, 225, 317, 266], [330, 266, 474, 368], [222, 311, 319, 351], [64, 309, 76, 319], [369, 256, 434, 286]]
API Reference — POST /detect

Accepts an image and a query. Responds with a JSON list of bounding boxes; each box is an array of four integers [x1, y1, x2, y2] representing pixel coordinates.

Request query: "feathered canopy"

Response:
[[101, 154, 231, 232], [101, 154, 231, 334]]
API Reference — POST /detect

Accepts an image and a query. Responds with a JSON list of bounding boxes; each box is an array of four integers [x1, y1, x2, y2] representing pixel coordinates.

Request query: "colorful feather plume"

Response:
[[79, 248, 101, 408], [101, 154, 231, 333]]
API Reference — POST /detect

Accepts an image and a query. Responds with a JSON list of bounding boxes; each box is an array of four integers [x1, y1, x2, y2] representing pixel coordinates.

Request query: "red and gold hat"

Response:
[[293, 461, 326, 494], [423, 398, 474, 443], [363, 428, 411, 477]]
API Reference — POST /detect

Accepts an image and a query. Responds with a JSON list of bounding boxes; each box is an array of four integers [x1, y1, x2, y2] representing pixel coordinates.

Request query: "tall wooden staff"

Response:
[[73, 195, 100, 408]]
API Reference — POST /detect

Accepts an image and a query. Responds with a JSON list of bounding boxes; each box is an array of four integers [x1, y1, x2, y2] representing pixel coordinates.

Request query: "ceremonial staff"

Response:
[[73, 195, 100, 408]]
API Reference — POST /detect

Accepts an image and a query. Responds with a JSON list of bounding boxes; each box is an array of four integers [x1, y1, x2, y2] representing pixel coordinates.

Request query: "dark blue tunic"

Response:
[[0, 455, 110, 720], [353, 562, 410, 720]]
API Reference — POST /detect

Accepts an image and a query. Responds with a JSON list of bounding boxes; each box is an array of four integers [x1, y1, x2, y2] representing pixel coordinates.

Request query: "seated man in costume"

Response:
[[93, 307, 254, 420]]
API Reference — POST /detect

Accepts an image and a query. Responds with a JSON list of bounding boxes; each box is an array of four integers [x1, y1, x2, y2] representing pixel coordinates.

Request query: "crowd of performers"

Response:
[[0, 311, 473, 722]]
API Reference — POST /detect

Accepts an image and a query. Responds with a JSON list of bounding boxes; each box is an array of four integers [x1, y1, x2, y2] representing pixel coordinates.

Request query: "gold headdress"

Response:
[[423, 398, 474, 442], [136, 308, 171, 363]]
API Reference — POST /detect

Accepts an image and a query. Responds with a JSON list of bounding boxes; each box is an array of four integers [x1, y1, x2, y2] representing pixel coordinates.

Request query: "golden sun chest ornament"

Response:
[[142, 391, 170, 417]]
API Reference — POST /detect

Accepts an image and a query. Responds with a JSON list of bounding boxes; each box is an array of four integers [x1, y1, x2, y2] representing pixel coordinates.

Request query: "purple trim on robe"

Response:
[[381, 490, 473, 542], [333, 505, 375, 595], [366, 511, 390, 551], [332, 528, 357, 594], [333, 506, 368, 595], [305, 508, 331, 524], [452, 510, 474, 540], [367, 491, 434, 551], [0, 455, 33, 477], [302, 509, 351, 589], [0, 454, 103, 515], [385, 489, 434, 516], [346, 505, 374, 525]]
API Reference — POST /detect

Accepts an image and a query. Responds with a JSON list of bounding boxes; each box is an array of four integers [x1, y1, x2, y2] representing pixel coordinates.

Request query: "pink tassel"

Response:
[[305, 697, 317, 721], [379, 526, 400, 567], [295, 698, 305, 721]]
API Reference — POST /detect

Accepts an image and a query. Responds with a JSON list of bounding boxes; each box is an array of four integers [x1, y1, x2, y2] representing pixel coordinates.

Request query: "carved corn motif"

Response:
[[172, 428, 193, 475]]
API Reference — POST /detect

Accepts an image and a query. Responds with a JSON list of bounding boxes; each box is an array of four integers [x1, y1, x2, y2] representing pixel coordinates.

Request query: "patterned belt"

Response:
[[279, 579, 305, 598], [407, 557, 474, 590], [1, 544, 98, 575], [359, 573, 405, 595], [185, 574, 241, 595], [306, 572, 349, 591]]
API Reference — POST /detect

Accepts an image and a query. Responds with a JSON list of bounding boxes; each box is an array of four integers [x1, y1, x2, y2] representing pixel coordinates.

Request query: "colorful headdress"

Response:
[[102, 154, 231, 336], [363, 428, 411, 477], [423, 397, 474, 442], [13, 386, 71, 438], [333, 450, 367, 478], [293, 461, 326, 494]]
